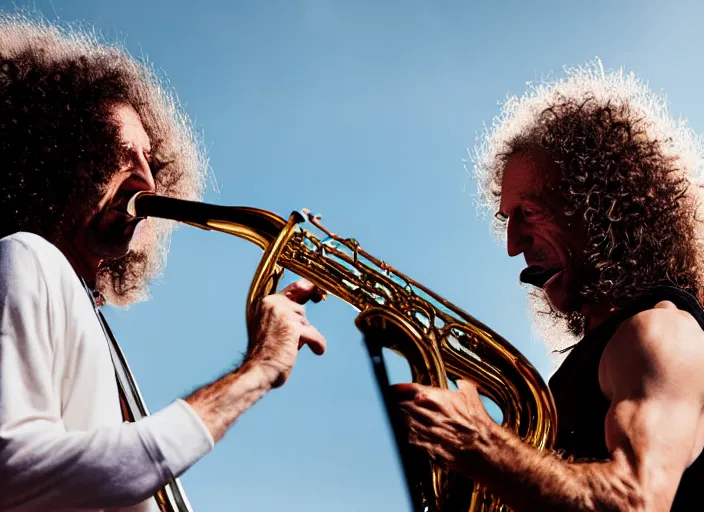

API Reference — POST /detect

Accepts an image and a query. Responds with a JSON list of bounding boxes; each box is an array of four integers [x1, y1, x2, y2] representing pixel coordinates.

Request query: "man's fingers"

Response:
[[412, 388, 448, 412], [309, 287, 327, 303], [391, 382, 425, 400], [298, 325, 327, 355], [281, 279, 325, 304], [397, 401, 437, 427], [281, 279, 315, 304]]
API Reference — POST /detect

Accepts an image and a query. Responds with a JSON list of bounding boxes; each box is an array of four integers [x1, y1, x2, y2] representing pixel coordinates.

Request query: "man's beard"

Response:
[[60, 183, 128, 260], [525, 261, 594, 363], [96, 249, 150, 305], [557, 267, 588, 314], [83, 188, 140, 260], [61, 183, 164, 307], [83, 205, 139, 260]]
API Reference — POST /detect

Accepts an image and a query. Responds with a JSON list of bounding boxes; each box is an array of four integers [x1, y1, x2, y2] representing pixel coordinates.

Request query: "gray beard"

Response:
[[82, 210, 133, 260]]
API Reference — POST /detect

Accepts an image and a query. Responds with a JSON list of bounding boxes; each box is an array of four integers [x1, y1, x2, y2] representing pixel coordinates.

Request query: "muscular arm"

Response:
[[458, 407, 645, 511], [401, 302, 704, 511]]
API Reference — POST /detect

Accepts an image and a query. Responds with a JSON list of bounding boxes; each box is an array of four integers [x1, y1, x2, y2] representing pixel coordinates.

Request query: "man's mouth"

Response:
[[107, 193, 145, 223], [519, 265, 563, 288], [96, 201, 144, 232]]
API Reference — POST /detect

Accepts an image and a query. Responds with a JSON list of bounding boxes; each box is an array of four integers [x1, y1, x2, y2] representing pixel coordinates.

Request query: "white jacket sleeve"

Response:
[[0, 237, 214, 510]]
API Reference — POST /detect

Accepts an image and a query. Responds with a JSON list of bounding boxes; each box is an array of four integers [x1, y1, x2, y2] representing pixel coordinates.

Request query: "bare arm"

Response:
[[184, 363, 274, 442], [397, 301, 704, 511], [185, 279, 326, 442]]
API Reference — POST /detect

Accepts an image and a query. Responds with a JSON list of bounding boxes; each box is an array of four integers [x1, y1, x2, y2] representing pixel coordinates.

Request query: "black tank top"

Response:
[[548, 285, 704, 510]]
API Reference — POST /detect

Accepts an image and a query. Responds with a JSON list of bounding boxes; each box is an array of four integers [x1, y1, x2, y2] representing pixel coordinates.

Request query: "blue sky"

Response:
[[4, 1, 704, 510]]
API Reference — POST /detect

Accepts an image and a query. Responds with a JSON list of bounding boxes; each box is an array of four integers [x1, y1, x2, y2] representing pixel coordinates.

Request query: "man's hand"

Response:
[[394, 380, 495, 477], [246, 279, 327, 388], [186, 278, 326, 442]]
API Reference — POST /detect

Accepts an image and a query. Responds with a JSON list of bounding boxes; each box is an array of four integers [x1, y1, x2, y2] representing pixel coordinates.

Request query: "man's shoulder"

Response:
[[616, 300, 703, 352], [600, 301, 704, 396], [0, 232, 77, 295], [1, 231, 70, 272], [1, 231, 61, 255]]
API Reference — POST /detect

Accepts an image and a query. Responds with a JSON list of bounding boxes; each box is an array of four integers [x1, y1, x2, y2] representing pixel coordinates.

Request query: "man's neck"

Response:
[[54, 232, 101, 285], [583, 303, 618, 334]]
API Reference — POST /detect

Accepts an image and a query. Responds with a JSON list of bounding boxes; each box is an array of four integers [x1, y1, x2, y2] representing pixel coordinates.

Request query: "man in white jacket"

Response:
[[0, 13, 327, 511]]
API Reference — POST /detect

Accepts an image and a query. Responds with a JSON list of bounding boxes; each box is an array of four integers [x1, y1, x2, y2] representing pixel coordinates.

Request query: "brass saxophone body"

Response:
[[126, 192, 558, 512]]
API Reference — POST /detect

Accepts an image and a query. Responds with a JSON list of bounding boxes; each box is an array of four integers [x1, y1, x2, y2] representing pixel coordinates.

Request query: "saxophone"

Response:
[[125, 192, 558, 512]]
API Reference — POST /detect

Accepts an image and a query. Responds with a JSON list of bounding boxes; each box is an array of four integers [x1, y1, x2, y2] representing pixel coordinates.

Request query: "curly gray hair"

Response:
[[0, 11, 208, 306], [468, 59, 704, 349]]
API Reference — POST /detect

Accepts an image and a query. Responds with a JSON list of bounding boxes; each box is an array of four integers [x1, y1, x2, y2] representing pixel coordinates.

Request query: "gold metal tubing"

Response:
[[128, 191, 558, 512], [245, 210, 305, 348]]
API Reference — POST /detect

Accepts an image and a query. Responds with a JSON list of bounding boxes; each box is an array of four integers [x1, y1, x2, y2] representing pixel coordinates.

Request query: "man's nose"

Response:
[[132, 153, 156, 192], [506, 217, 531, 257]]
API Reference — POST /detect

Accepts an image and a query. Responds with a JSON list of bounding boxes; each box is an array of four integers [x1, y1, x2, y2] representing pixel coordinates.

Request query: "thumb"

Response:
[[281, 279, 325, 304], [455, 379, 478, 394]]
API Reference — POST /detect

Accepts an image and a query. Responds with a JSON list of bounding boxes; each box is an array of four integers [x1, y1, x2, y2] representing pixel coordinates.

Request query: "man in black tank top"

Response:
[[394, 60, 704, 511]]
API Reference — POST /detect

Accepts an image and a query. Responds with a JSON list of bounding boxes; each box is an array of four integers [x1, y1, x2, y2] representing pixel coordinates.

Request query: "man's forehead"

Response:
[[498, 188, 544, 213], [498, 153, 560, 207]]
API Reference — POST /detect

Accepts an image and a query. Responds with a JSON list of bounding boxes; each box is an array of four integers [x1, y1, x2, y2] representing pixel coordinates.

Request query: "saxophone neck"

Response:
[[127, 192, 294, 250]]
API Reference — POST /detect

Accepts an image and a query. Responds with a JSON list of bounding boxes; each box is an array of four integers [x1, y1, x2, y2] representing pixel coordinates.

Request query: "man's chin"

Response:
[[542, 271, 573, 313], [85, 218, 143, 259], [93, 245, 131, 263], [86, 231, 135, 261]]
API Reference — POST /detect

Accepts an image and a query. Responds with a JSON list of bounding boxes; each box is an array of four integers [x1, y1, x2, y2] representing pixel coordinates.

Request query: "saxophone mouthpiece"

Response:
[[126, 192, 148, 219]]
